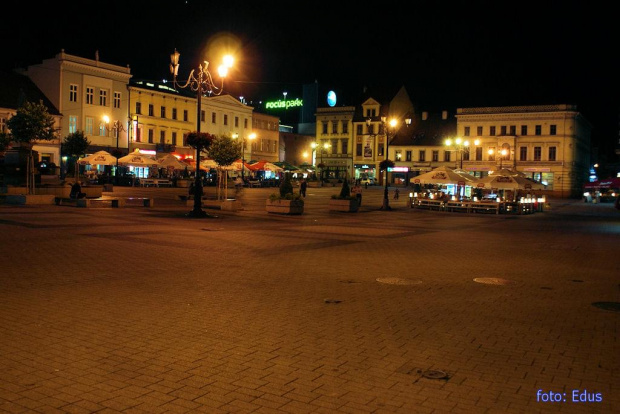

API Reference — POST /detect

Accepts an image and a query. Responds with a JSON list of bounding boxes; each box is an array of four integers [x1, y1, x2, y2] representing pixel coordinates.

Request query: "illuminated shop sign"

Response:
[[265, 98, 303, 110]]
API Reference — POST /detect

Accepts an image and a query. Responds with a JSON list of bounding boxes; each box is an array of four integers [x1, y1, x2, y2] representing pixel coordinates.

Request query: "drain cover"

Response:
[[376, 277, 422, 285], [422, 370, 448, 379], [473, 278, 513, 285], [592, 302, 620, 312]]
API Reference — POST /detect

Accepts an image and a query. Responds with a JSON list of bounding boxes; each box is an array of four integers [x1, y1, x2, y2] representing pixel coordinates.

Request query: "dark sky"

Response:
[[2, 1, 618, 156]]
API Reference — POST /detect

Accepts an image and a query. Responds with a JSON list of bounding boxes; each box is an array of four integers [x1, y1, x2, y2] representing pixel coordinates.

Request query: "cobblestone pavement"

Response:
[[1, 187, 618, 413]]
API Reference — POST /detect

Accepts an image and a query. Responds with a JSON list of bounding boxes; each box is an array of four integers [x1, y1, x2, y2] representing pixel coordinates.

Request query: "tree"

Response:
[[338, 179, 351, 199], [6, 100, 57, 193], [0, 132, 10, 153], [207, 135, 241, 200], [62, 131, 90, 179], [7, 101, 57, 144]]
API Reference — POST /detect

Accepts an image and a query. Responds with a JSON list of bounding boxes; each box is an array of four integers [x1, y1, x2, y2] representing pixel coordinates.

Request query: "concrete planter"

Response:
[[266, 199, 304, 215], [5, 194, 56, 205], [176, 179, 192, 188], [329, 198, 359, 212]]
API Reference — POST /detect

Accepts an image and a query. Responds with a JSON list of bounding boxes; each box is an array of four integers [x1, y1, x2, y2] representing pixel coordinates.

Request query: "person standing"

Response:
[[352, 182, 362, 206], [300, 178, 307, 197]]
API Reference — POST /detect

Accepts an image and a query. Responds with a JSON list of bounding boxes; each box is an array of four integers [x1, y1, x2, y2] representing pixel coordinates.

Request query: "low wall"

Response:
[[5, 194, 56, 205]]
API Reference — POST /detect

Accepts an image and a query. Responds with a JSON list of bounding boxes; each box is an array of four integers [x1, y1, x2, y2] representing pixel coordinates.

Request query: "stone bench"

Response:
[[56, 197, 125, 208]]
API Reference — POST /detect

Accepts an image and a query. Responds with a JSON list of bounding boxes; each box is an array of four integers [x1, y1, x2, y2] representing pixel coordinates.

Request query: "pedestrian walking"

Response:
[[393, 188, 400, 200], [300, 178, 307, 197]]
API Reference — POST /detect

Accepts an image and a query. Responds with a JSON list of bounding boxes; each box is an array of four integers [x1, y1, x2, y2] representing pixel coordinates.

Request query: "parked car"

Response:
[[360, 177, 375, 186]]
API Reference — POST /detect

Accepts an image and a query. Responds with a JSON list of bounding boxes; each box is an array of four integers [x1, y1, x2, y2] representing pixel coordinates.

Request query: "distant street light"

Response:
[[233, 132, 256, 181], [102, 115, 125, 185], [169, 48, 234, 218]]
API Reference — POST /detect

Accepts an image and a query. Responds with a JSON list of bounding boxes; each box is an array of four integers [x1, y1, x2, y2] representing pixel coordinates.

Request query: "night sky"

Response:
[[2, 1, 617, 158]]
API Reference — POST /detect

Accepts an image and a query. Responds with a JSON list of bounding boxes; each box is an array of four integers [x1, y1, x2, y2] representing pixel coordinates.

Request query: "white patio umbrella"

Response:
[[157, 154, 187, 170], [477, 174, 544, 190], [410, 166, 471, 186], [117, 150, 158, 168], [77, 150, 117, 166]]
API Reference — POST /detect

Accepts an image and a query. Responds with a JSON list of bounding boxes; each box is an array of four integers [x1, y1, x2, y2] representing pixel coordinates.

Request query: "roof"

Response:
[[0, 70, 60, 115], [390, 111, 457, 147]]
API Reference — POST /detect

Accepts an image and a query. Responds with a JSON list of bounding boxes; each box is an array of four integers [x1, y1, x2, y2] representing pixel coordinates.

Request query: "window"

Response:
[[406, 150, 412, 161], [549, 146, 556, 161], [223, 114, 228, 126], [356, 143, 362, 156], [463, 151, 470, 161], [99, 89, 107, 106], [160, 106, 166, 118], [136, 102, 142, 115], [521, 125, 527, 135], [331, 139, 338, 153], [99, 122, 107, 136], [69, 84, 78, 102], [509, 125, 516, 135], [160, 130, 165, 144], [235, 116, 239, 127], [86, 87, 94, 105], [342, 122, 348, 134], [172, 132, 177, 146], [464, 126, 470, 136], [535, 125, 542, 135], [183, 110, 188, 122], [135, 127, 142, 142], [477, 126, 483, 136], [419, 150, 426, 162], [534, 146, 542, 161], [332, 121, 338, 134], [341, 139, 347, 154], [395, 150, 402, 160], [148, 104, 154, 116], [444, 151, 450, 162], [490, 126, 496, 136], [356, 124, 363, 135], [432, 150, 439, 162], [148, 129, 154, 143], [201, 110, 205, 122], [368, 124, 374, 134], [322, 122, 328, 134], [85, 117, 94, 135], [475, 147, 482, 161], [69, 116, 77, 134], [211, 112, 216, 123], [244, 118, 248, 129], [378, 143, 384, 156], [520, 146, 527, 161], [500, 126, 507, 135], [550, 125, 557, 135], [172, 108, 177, 120], [113, 92, 121, 109]]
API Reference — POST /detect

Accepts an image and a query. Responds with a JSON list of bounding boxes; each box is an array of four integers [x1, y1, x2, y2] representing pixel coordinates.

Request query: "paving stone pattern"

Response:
[[0, 187, 618, 413]]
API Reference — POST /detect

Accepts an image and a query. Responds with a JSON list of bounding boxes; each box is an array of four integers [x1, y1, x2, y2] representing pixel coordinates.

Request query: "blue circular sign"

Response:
[[327, 90, 337, 107]]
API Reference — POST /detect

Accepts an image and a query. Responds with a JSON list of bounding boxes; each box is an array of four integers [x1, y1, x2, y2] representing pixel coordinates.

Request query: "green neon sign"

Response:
[[265, 98, 303, 110]]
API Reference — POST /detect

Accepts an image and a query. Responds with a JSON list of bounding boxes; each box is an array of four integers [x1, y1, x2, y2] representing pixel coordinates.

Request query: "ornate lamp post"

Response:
[[488, 147, 508, 169], [169, 48, 233, 217], [312, 142, 331, 183], [103, 115, 126, 184]]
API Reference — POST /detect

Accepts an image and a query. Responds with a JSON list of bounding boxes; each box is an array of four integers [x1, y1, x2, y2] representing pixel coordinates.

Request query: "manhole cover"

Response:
[[473, 278, 513, 285], [376, 278, 422, 285], [422, 370, 448, 380], [592, 302, 620, 312]]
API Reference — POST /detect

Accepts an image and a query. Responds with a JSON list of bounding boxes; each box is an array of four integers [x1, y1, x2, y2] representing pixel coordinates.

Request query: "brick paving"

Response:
[[0, 187, 618, 413]]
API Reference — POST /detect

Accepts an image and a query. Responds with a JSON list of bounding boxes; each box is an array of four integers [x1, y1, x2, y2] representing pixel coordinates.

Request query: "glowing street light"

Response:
[[169, 48, 234, 218]]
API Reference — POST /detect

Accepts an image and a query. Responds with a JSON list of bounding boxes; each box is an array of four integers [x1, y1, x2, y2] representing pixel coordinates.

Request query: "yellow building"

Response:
[[251, 111, 280, 163], [315, 106, 355, 180], [455, 105, 591, 197], [23, 50, 132, 163]]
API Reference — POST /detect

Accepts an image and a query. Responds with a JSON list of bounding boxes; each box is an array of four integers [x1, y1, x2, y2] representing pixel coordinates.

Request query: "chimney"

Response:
[[442, 110, 448, 120], [422, 111, 428, 121]]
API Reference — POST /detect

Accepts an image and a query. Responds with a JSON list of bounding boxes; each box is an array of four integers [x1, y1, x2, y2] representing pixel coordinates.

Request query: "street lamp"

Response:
[[103, 115, 125, 185], [311, 142, 331, 184], [444, 137, 471, 169], [488, 147, 508, 169], [233, 132, 256, 181], [169, 48, 233, 218], [372, 117, 400, 211]]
